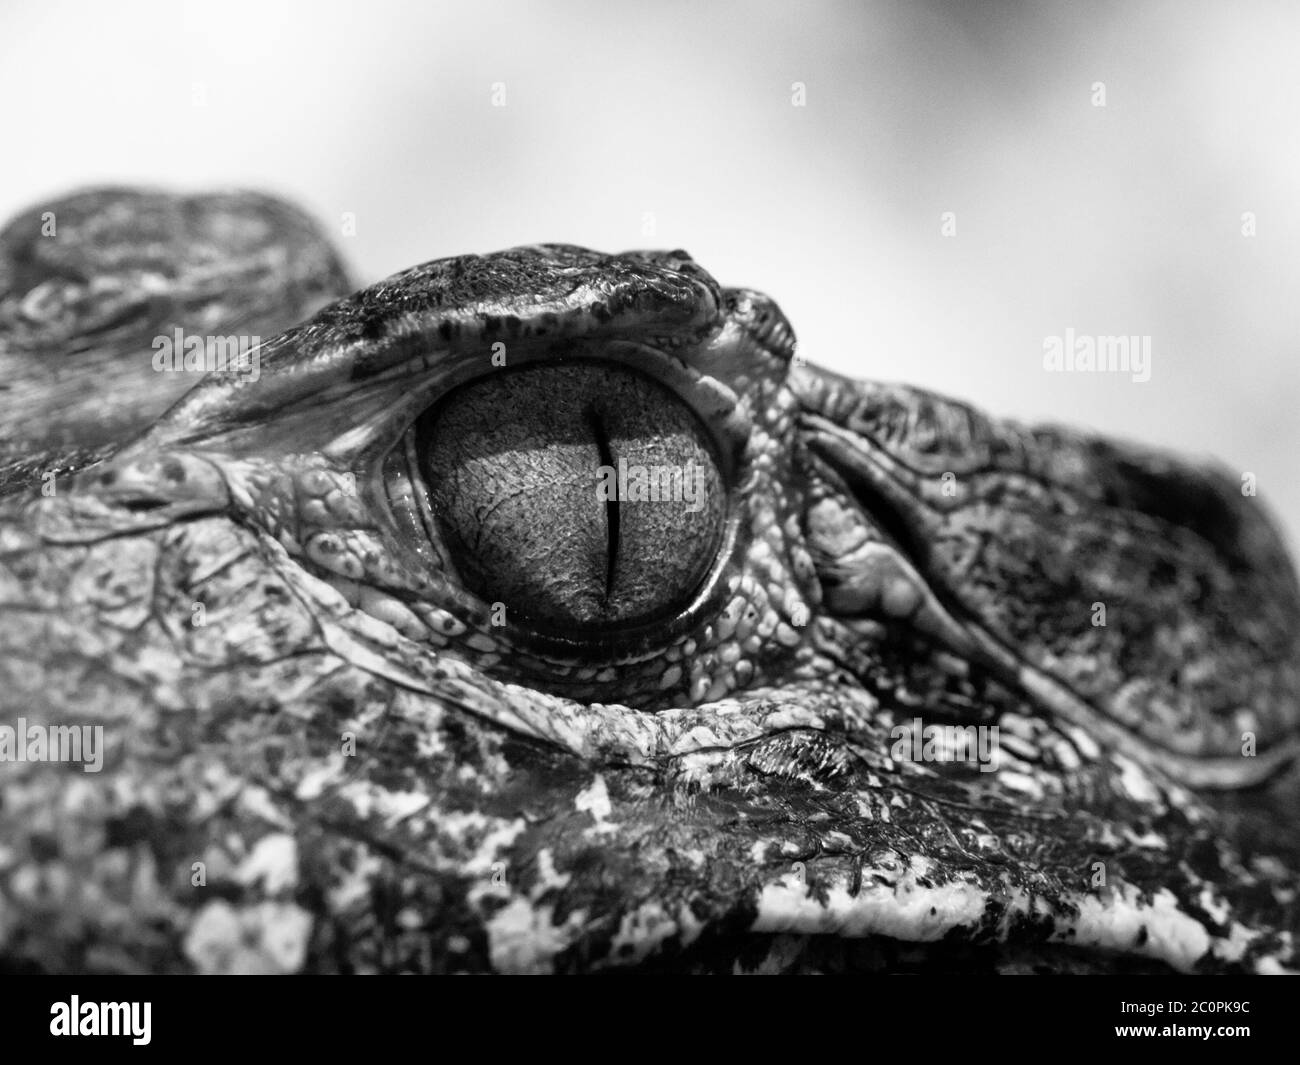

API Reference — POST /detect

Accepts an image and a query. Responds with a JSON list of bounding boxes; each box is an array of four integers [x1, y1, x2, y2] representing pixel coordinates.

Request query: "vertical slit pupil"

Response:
[[586, 405, 620, 599]]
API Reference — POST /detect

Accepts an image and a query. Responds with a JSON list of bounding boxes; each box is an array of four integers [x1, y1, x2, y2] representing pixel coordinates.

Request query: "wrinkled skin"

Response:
[[0, 189, 1297, 974]]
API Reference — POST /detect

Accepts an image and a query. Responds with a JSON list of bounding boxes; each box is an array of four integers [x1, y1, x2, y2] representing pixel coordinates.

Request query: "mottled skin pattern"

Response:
[[0, 189, 1297, 974]]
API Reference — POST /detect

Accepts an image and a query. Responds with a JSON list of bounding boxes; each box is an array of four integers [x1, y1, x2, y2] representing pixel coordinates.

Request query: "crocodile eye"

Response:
[[413, 362, 726, 631]]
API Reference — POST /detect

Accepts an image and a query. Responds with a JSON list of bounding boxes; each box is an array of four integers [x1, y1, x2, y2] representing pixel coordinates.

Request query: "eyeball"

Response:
[[414, 361, 726, 632]]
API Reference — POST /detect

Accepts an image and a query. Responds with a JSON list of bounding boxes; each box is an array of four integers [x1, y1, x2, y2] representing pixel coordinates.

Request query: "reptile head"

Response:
[[2, 194, 1297, 973]]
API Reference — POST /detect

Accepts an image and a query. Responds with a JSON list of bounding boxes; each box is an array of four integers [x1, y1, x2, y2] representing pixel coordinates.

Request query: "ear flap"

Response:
[[793, 366, 1300, 786]]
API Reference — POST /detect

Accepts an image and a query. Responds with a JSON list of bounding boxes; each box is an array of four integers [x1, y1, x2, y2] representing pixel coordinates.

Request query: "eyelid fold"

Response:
[[118, 244, 726, 458]]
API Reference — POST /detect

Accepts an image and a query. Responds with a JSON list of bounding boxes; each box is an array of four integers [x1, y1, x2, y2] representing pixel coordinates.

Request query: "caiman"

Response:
[[0, 188, 1297, 974]]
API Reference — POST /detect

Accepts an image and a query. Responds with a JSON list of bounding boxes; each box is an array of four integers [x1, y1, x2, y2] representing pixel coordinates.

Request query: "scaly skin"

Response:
[[0, 190, 1297, 974]]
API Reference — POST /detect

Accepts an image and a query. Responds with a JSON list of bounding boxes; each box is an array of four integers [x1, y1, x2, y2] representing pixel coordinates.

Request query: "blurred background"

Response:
[[3, 0, 1298, 548]]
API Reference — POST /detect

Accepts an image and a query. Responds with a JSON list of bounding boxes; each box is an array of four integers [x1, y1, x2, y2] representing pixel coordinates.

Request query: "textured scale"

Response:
[[0, 189, 1297, 974]]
